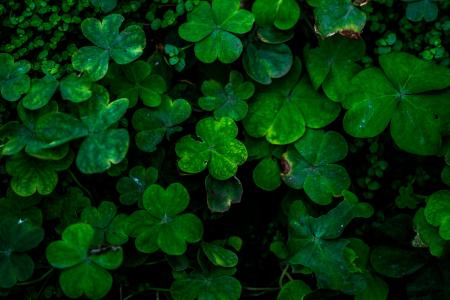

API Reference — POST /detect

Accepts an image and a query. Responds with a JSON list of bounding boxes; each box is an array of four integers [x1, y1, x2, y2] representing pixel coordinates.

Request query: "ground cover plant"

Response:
[[1, 0, 450, 299]]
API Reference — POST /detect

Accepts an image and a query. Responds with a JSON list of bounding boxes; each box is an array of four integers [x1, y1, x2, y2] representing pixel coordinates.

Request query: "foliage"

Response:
[[1, 0, 450, 299]]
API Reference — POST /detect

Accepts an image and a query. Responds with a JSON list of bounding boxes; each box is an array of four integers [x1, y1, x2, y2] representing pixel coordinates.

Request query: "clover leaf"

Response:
[[178, 0, 254, 63], [60, 73, 93, 103], [132, 96, 191, 152], [36, 85, 129, 173], [402, 0, 439, 22], [81, 201, 128, 246], [90, 0, 117, 13], [281, 130, 350, 205], [72, 14, 146, 81], [171, 270, 241, 300], [6, 151, 73, 197], [288, 195, 373, 293], [277, 280, 311, 300], [243, 59, 340, 145], [110, 60, 167, 107], [45, 187, 91, 233], [175, 117, 248, 180], [343, 52, 450, 155], [205, 175, 243, 213], [199, 71, 255, 121], [46, 223, 123, 299], [0, 189, 42, 226], [0, 102, 70, 159], [126, 183, 203, 255], [252, 0, 300, 30], [304, 35, 365, 101], [22, 75, 59, 110], [307, 0, 366, 37], [414, 208, 448, 257], [0, 53, 31, 101], [243, 41, 293, 85], [116, 166, 158, 206], [202, 242, 238, 268], [0, 218, 44, 288], [424, 190, 450, 240]]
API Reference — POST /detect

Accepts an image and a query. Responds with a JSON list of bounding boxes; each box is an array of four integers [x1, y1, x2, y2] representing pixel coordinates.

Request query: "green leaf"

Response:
[[60, 73, 92, 103], [413, 208, 448, 257], [307, 0, 366, 37], [202, 242, 238, 267], [304, 35, 365, 100], [281, 130, 350, 205], [90, 0, 117, 13], [116, 166, 158, 206], [244, 64, 340, 145], [72, 14, 146, 81], [252, 0, 301, 30], [22, 75, 59, 110], [205, 175, 243, 212], [288, 197, 373, 294], [171, 271, 241, 300], [199, 71, 254, 121], [243, 42, 293, 85], [178, 0, 254, 63], [133, 96, 191, 152], [343, 52, 450, 155], [126, 183, 203, 255], [370, 246, 426, 278], [253, 157, 282, 191], [0, 53, 31, 101], [176, 117, 247, 180], [46, 223, 123, 299], [111, 60, 167, 107], [76, 129, 129, 174], [402, 0, 439, 22], [6, 151, 73, 197], [277, 280, 311, 300], [424, 190, 450, 240], [355, 274, 389, 300], [0, 218, 44, 288], [0, 190, 42, 226]]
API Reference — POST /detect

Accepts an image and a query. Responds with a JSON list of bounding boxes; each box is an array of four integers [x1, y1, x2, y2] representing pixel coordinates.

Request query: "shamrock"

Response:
[[202, 242, 238, 268], [281, 129, 350, 205], [46, 223, 123, 299], [277, 280, 311, 300], [175, 117, 248, 180], [370, 246, 426, 278], [72, 14, 146, 81], [413, 208, 448, 257], [304, 35, 365, 102], [306, 0, 367, 37], [81, 201, 128, 246], [0, 189, 42, 226], [199, 71, 255, 121], [90, 0, 117, 13], [0, 53, 31, 101], [252, 0, 301, 30], [402, 0, 439, 22], [132, 96, 192, 152], [288, 195, 373, 294], [205, 175, 243, 213], [6, 151, 73, 197], [110, 60, 167, 107], [171, 270, 241, 300], [126, 183, 203, 255], [178, 0, 254, 63], [22, 75, 59, 110], [243, 27, 294, 85], [424, 190, 450, 240], [0, 218, 44, 288], [343, 52, 450, 155], [116, 166, 158, 206], [36, 84, 129, 174], [59, 73, 93, 103], [243, 58, 340, 145]]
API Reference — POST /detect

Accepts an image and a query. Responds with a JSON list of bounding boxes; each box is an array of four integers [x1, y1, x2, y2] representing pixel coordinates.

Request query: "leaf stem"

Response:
[[16, 268, 54, 286], [123, 287, 171, 300], [68, 169, 93, 199]]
